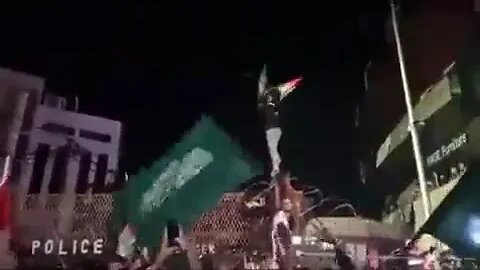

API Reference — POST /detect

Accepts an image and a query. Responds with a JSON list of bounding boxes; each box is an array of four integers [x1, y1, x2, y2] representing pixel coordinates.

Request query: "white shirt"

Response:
[[271, 210, 290, 259]]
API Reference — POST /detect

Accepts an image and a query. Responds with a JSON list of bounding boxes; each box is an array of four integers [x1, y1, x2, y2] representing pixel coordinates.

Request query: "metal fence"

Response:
[[191, 192, 249, 248], [20, 194, 113, 244], [20, 192, 251, 249]]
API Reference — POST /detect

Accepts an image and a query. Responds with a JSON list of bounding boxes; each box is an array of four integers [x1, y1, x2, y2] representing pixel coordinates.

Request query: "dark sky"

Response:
[[0, 3, 388, 203]]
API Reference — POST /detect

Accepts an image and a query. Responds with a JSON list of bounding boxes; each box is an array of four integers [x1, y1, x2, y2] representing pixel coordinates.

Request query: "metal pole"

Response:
[[390, 0, 431, 220]]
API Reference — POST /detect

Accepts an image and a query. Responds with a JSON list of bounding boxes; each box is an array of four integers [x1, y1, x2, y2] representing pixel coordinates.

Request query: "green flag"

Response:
[[111, 190, 138, 258], [125, 167, 150, 223], [418, 164, 480, 258], [124, 115, 263, 248], [160, 140, 261, 228]]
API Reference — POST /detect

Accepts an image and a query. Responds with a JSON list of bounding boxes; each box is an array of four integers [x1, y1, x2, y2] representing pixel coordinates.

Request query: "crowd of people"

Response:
[[429, 162, 467, 189], [105, 198, 298, 270], [106, 225, 204, 270]]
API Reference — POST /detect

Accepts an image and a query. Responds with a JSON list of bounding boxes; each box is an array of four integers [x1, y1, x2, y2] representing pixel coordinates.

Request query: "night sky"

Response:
[[0, 3, 389, 206]]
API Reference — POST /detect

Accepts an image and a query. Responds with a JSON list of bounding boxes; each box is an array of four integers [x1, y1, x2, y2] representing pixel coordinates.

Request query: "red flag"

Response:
[[277, 76, 303, 101], [0, 156, 11, 231], [0, 174, 11, 230]]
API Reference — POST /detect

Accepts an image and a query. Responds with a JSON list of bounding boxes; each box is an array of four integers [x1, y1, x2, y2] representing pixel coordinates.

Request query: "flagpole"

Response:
[[390, 0, 431, 220]]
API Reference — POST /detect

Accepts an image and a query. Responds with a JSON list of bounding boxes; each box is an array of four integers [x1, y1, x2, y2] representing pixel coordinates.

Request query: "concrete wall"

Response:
[[17, 104, 122, 197], [17, 101, 123, 239], [0, 68, 44, 268], [0, 67, 45, 158], [31, 105, 122, 170]]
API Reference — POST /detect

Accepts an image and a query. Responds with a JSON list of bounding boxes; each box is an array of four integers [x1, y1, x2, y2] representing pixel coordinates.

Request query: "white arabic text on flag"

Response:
[[140, 147, 214, 215]]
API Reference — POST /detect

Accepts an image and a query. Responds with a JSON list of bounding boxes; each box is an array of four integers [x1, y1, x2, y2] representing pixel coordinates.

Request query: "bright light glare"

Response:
[[291, 236, 302, 245], [407, 258, 424, 266], [468, 216, 480, 245], [472, 232, 480, 245]]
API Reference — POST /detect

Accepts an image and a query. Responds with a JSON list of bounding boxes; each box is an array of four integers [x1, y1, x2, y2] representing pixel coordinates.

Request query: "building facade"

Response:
[[369, 62, 480, 251], [358, 0, 480, 186], [358, 0, 480, 253], [0, 68, 45, 268], [18, 94, 122, 197], [0, 67, 45, 169], [15, 94, 123, 255], [372, 66, 462, 221]]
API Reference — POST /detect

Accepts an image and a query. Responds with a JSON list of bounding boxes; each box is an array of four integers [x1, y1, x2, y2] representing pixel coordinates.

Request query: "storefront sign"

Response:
[[426, 133, 468, 167]]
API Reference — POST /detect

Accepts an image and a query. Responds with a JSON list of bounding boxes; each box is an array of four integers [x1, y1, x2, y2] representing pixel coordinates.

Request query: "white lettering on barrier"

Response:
[[31, 239, 104, 256], [59, 240, 67, 256], [196, 243, 216, 254], [31, 240, 41, 255], [93, 239, 104, 254], [44, 240, 54, 254]]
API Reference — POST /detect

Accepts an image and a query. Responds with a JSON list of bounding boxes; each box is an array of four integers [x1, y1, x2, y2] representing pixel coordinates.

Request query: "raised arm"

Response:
[[147, 227, 174, 270], [177, 226, 202, 270]]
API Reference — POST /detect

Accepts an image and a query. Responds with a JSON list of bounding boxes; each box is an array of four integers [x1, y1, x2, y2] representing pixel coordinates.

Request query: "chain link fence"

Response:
[[191, 192, 249, 249], [19, 194, 113, 245], [20, 192, 252, 250], [72, 194, 114, 241]]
